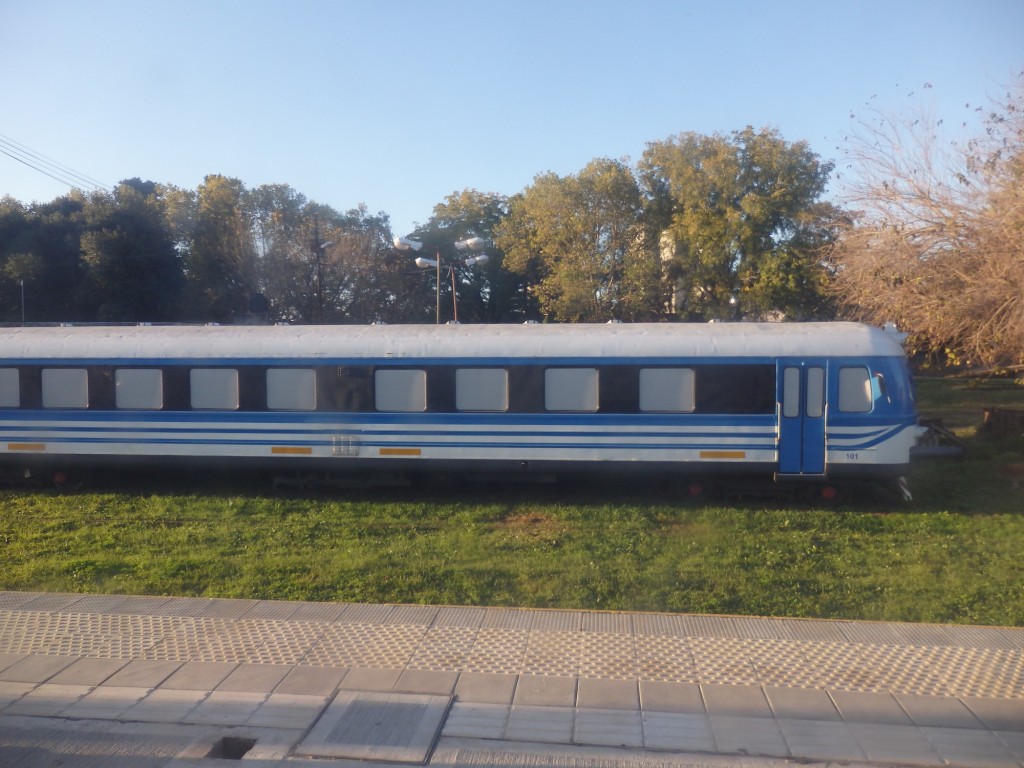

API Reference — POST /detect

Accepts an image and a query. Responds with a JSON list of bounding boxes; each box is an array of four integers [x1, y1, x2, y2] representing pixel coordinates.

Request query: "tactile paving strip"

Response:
[[1, 598, 1022, 700], [579, 632, 636, 680], [521, 631, 581, 677], [463, 628, 529, 673], [635, 634, 699, 683], [303, 622, 426, 668], [407, 626, 479, 672]]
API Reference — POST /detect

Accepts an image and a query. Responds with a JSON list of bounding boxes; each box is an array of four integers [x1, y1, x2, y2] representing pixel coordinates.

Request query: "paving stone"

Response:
[[48, 658, 129, 687], [997, 729, 1024, 760], [709, 714, 789, 758], [337, 666, 402, 691], [574, 707, 644, 747], [394, 668, 458, 695], [850, 722, 942, 766], [897, 692, 984, 728], [443, 701, 510, 739], [62, 686, 149, 720], [638, 680, 705, 714], [183, 690, 267, 726], [101, 660, 183, 689], [454, 672, 518, 704], [830, 689, 913, 724], [512, 674, 576, 707], [777, 717, 866, 762], [0, 653, 27, 673], [764, 684, 840, 720], [701, 683, 772, 717], [505, 704, 574, 743], [215, 662, 292, 693], [962, 696, 1024, 732], [5, 683, 91, 716], [247, 692, 331, 730], [160, 661, 237, 691], [641, 711, 716, 752], [923, 725, 1021, 768], [277, 665, 347, 696], [123, 688, 207, 723], [0, 680, 35, 711], [576, 677, 639, 710], [0, 654, 77, 683]]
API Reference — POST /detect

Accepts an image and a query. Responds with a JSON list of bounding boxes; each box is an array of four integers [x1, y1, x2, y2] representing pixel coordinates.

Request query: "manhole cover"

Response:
[[295, 691, 452, 763]]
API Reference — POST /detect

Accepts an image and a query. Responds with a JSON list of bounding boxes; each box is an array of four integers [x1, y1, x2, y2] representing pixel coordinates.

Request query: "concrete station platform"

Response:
[[0, 590, 1022, 767]]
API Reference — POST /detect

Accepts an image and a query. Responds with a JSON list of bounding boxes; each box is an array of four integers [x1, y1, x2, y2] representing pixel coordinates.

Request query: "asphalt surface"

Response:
[[1, 591, 1022, 766]]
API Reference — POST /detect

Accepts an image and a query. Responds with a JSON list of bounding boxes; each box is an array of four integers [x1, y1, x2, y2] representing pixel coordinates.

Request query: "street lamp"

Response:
[[393, 236, 489, 324]]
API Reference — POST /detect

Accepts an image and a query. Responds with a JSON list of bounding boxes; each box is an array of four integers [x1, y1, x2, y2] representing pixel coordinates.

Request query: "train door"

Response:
[[777, 360, 827, 475]]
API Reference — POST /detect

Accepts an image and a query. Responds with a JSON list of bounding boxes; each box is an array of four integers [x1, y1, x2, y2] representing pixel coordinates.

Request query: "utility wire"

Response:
[[0, 133, 111, 192]]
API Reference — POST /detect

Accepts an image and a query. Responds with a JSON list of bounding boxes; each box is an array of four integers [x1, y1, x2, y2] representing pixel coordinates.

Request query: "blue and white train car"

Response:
[[0, 322, 921, 487]]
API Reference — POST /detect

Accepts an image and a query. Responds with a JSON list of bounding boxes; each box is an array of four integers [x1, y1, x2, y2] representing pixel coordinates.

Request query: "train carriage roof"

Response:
[[0, 322, 907, 362]]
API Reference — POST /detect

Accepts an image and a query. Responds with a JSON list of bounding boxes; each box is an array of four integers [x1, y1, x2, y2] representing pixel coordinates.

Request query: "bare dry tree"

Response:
[[829, 75, 1024, 370]]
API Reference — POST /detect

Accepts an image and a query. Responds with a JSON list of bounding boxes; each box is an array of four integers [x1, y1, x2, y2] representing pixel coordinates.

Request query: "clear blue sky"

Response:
[[2, 0, 1021, 236]]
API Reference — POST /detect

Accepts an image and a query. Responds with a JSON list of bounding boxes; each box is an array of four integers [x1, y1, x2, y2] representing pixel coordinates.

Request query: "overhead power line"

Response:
[[0, 133, 111, 193]]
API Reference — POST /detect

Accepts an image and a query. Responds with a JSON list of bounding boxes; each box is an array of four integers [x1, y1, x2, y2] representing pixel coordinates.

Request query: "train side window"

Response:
[[115, 369, 163, 410], [696, 365, 776, 414], [508, 366, 544, 413], [376, 369, 426, 412], [639, 368, 695, 412], [838, 367, 872, 413], [0, 368, 20, 408], [456, 368, 508, 412], [599, 367, 638, 413], [545, 368, 598, 412], [319, 366, 374, 412], [806, 367, 825, 418], [42, 368, 89, 409], [162, 368, 190, 410], [190, 368, 239, 410], [782, 367, 801, 418], [267, 368, 316, 411], [426, 366, 455, 412]]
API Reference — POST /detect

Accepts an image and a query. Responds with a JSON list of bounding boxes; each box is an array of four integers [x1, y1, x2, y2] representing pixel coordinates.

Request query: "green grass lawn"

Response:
[[1, 378, 1021, 625]]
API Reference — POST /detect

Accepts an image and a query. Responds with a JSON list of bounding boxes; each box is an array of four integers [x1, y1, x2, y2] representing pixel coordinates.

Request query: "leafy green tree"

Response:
[[181, 175, 257, 322], [76, 182, 184, 321], [0, 193, 90, 322], [496, 159, 661, 322], [251, 191, 404, 325], [307, 203, 400, 324], [639, 127, 837, 321], [414, 189, 526, 322]]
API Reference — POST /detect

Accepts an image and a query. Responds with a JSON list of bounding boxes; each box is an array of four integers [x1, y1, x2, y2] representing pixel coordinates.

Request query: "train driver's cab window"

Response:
[[190, 369, 239, 410], [545, 368, 598, 412], [456, 368, 508, 412], [838, 367, 872, 413], [639, 368, 695, 412], [267, 368, 316, 411], [375, 369, 426, 412], [116, 369, 163, 410], [0, 368, 19, 408], [42, 368, 88, 409]]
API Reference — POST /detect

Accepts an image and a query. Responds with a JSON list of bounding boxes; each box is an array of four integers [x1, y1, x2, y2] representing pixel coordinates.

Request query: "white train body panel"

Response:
[[0, 323, 920, 480]]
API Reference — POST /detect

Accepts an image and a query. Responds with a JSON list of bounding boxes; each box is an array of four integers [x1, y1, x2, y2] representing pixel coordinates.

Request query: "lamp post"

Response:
[[314, 240, 333, 324], [393, 236, 489, 324]]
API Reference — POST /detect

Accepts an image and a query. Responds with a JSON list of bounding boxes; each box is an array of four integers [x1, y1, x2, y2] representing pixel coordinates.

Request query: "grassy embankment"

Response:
[[1, 377, 1021, 625]]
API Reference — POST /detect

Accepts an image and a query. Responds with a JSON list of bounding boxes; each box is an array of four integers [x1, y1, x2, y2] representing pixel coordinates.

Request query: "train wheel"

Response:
[[670, 478, 712, 501], [816, 484, 839, 504], [51, 470, 85, 491]]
